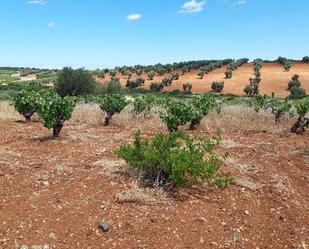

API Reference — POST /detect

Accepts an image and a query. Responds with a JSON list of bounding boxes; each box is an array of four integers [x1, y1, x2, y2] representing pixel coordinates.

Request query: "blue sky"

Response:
[[0, 0, 308, 69]]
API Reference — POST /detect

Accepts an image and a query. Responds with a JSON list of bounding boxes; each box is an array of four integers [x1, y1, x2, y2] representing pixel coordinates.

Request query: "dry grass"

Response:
[[116, 182, 170, 205], [202, 105, 294, 133], [70, 102, 104, 125], [0, 101, 21, 120], [0, 100, 297, 135]]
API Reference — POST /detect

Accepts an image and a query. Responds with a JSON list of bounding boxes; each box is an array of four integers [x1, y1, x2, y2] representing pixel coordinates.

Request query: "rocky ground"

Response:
[[0, 104, 308, 249]]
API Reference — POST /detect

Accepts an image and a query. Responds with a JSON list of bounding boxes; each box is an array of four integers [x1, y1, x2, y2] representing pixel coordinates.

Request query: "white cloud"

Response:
[[233, 0, 247, 5], [179, 0, 206, 14], [28, 0, 46, 5], [127, 13, 142, 21], [48, 22, 55, 28]]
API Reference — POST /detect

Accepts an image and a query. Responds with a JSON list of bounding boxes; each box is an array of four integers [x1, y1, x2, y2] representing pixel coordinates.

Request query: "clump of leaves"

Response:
[[98, 94, 128, 126], [36, 90, 76, 138], [160, 100, 193, 133], [162, 77, 173, 86], [225, 70, 232, 79], [171, 72, 179, 80], [147, 71, 155, 80], [190, 94, 220, 129], [211, 82, 224, 93], [160, 95, 219, 132], [116, 130, 233, 188], [131, 95, 157, 117], [288, 75, 306, 99], [291, 97, 309, 134], [13, 90, 40, 121], [183, 83, 192, 94], [150, 82, 164, 92]]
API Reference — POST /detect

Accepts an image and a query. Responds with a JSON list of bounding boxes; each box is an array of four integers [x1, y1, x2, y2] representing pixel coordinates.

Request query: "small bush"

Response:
[[303, 56, 309, 63], [183, 83, 192, 94], [162, 77, 172, 86], [13, 90, 40, 121], [211, 82, 224, 93], [225, 70, 232, 79], [171, 72, 179, 80], [283, 61, 292, 71], [116, 130, 232, 188], [288, 75, 306, 99], [55, 67, 96, 97], [36, 90, 76, 138], [289, 86, 306, 99], [98, 94, 128, 126], [132, 95, 157, 117], [198, 71, 205, 79], [106, 79, 122, 94], [147, 71, 155, 80], [288, 74, 300, 90], [150, 82, 164, 92], [160, 100, 192, 133]]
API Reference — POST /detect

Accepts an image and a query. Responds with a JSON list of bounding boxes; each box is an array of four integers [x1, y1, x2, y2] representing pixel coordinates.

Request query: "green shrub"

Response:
[[303, 56, 309, 63], [132, 95, 157, 117], [289, 86, 306, 99], [116, 130, 232, 188], [55, 67, 96, 97], [98, 94, 128, 126], [291, 97, 309, 134], [126, 78, 145, 89], [211, 82, 224, 93], [13, 90, 40, 121], [147, 71, 155, 80], [162, 77, 172, 86], [150, 82, 164, 92], [198, 71, 205, 79], [283, 61, 292, 71], [160, 100, 193, 133], [171, 72, 179, 80], [288, 75, 300, 90], [36, 90, 76, 138], [183, 83, 192, 94], [225, 70, 232, 79], [189, 94, 219, 129], [110, 70, 117, 77]]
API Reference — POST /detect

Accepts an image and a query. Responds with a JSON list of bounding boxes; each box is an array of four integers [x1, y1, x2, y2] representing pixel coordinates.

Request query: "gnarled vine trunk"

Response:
[[53, 120, 64, 138], [189, 119, 200, 130], [104, 113, 112, 126], [291, 116, 309, 135]]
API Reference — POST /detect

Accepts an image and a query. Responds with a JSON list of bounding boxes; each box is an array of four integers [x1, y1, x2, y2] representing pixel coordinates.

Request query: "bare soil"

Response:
[[0, 107, 308, 249], [96, 63, 309, 97]]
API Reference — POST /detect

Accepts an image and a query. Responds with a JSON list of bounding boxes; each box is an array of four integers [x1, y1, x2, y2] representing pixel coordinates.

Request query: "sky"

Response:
[[0, 0, 308, 69]]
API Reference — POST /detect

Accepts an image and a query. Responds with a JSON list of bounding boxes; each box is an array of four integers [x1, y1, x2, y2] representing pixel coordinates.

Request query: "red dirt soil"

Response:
[[0, 115, 308, 249], [96, 63, 309, 97]]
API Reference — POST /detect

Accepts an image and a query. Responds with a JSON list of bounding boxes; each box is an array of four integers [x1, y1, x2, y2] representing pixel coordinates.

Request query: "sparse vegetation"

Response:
[[116, 130, 232, 188]]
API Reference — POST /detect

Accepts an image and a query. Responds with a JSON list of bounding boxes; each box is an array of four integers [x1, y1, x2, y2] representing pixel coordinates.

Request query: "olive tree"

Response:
[[55, 67, 96, 97]]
